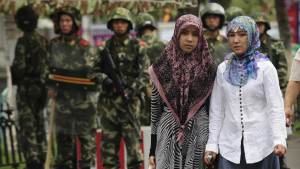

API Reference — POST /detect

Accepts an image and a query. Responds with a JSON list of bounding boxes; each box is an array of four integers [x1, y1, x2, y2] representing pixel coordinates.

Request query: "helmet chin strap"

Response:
[[114, 29, 130, 38], [115, 32, 128, 38], [62, 29, 77, 37], [259, 31, 267, 39], [206, 26, 219, 31]]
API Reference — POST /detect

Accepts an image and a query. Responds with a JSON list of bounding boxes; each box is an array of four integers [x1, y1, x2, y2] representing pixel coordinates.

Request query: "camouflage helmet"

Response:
[[49, 8, 61, 19], [57, 6, 81, 31], [135, 13, 157, 32], [107, 7, 133, 31], [14, 5, 38, 31], [200, 3, 225, 29], [225, 7, 245, 25], [251, 12, 271, 31]]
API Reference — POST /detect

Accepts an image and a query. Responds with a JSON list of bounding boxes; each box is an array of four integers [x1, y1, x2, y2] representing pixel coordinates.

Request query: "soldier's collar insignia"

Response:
[[97, 42, 103, 47], [140, 41, 147, 46], [79, 40, 89, 46], [70, 39, 76, 45]]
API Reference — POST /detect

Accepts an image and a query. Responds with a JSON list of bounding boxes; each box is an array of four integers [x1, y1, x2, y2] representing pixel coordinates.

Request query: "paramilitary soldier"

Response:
[[252, 12, 288, 93], [224, 6, 245, 25], [89, 7, 149, 169], [135, 12, 167, 126], [135, 13, 168, 64], [11, 5, 48, 169], [252, 12, 290, 169], [200, 2, 227, 65], [47, 6, 96, 169]]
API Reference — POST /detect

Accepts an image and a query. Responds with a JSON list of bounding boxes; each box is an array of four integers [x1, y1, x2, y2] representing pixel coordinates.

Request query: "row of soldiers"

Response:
[[9, 2, 289, 169], [10, 5, 166, 169]]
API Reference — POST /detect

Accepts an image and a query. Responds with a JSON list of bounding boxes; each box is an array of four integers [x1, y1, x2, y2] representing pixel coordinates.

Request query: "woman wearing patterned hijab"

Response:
[[205, 16, 287, 169], [148, 14, 217, 169]]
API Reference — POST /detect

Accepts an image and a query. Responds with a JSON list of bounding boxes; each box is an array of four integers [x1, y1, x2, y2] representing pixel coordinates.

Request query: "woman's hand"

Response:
[[148, 156, 155, 169], [274, 144, 286, 156], [48, 90, 57, 99], [204, 151, 217, 165]]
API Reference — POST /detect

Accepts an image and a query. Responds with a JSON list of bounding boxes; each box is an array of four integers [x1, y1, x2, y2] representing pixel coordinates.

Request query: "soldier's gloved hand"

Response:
[[102, 77, 114, 90]]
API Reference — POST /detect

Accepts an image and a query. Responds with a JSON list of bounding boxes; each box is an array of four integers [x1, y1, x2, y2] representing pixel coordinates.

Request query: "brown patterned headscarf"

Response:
[[149, 14, 216, 144]]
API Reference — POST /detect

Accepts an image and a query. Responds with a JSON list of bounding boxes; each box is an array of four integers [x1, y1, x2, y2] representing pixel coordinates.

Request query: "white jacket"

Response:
[[206, 60, 287, 164]]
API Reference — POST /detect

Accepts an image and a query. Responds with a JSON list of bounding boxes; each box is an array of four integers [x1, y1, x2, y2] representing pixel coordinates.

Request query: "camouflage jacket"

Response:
[[140, 33, 167, 64], [204, 31, 227, 64], [259, 35, 288, 92], [48, 35, 94, 71], [47, 35, 95, 93], [11, 31, 49, 85], [214, 42, 231, 66], [89, 35, 150, 99]]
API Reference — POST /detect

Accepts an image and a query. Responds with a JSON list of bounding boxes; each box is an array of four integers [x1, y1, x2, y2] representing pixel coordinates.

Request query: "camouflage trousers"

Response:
[[16, 91, 47, 165], [54, 92, 97, 169], [140, 85, 151, 126], [140, 97, 151, 126], [98, 95, 144, 169]]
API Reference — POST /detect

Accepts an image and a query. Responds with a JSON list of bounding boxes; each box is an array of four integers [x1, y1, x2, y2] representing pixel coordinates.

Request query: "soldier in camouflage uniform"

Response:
[[89, 7, 148, 169], [252, 12, 288, 93], [200, 2, 227, 65], [224, 6, 245, 25], [135, 13, 168, 64], [47, 6, 96, 169], [135, 13, 167, 126], [252, 12, 289, 169], [11, 5, 48, 169]]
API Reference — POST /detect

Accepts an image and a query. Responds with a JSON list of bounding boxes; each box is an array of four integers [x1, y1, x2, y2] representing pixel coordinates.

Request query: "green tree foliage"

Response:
[[228, 0, 264, 16]]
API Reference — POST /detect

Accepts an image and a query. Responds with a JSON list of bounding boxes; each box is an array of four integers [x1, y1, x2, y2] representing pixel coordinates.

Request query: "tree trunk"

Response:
[[275, 0, 292, 50], [275, 0, 292, 79]]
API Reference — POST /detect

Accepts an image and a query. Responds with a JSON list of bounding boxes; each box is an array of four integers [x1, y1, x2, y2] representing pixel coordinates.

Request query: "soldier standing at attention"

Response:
[[89, 7, 149, 169], [135, 13, 168, 64], [252, 12, 289, 169], [200, 2, 227, 65], [11, 5, 48, 169], [47, 6, 96, 169], [135, 13, 167, 126]]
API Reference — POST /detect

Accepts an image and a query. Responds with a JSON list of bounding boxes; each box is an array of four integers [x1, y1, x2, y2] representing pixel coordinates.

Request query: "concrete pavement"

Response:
[[285, 135, 300, 169], [91, 134, 300, 169]]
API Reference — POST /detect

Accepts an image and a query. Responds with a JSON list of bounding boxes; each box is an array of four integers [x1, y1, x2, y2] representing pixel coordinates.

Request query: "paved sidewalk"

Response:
[[92, 134, 300, 169], [285, 135, 300, 169]]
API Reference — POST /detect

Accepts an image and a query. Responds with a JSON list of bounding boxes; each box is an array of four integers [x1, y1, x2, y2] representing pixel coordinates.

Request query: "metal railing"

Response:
[[0, 103, 25, 169]]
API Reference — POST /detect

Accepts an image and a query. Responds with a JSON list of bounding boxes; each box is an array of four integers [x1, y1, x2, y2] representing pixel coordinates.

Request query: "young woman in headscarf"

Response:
[[148, 14, 217, 169], [204, 16, 287, 169]]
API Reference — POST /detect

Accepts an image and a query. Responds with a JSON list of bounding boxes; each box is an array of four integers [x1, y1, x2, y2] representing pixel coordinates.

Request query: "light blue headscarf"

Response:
[[223, 16, 269, 86]]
